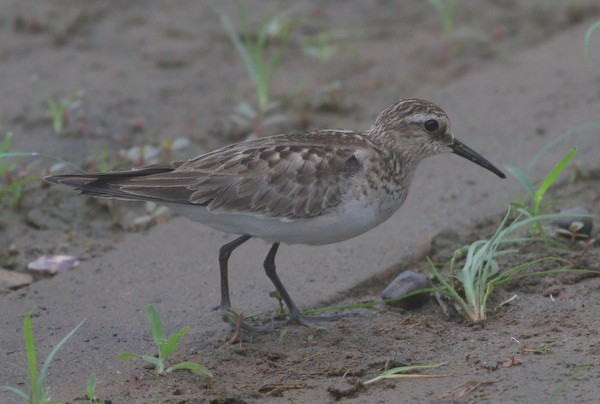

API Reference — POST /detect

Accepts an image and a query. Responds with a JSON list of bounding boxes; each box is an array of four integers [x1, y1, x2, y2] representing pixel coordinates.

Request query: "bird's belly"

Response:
[[165, 198, 400, 246]]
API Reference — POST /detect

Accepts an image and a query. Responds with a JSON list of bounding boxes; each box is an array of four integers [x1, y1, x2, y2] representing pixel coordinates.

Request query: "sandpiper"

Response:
[[45, 98, 505, 327]]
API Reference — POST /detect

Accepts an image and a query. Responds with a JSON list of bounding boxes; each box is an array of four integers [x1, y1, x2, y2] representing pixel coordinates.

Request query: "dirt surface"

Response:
[[1, 0, 600, 402]]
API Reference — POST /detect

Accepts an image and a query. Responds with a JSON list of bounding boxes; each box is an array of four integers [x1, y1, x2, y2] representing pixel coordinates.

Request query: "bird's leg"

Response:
[[263, 243, 360, 327], [214, 234, 251, 311], [263, 243, 307, 325]]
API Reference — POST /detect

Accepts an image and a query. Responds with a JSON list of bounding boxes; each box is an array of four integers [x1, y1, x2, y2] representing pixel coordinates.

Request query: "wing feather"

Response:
[[46, 131, 374, 219]]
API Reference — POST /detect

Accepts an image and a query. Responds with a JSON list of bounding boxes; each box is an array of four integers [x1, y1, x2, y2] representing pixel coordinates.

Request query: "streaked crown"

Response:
[[368, 99, 455, 159]]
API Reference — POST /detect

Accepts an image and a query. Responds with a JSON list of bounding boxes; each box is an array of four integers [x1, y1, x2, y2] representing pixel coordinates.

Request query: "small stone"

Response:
[[27, 255, 79, 274], [7, 244, 18, 256], [551, 207, 593, 239], [0, 267, 33, 289], [381, 270, 429, 309], [542, 285, 562, 297]]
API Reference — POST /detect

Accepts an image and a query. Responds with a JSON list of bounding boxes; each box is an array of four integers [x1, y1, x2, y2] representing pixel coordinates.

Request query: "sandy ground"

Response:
[[1, 1, 600, 402]]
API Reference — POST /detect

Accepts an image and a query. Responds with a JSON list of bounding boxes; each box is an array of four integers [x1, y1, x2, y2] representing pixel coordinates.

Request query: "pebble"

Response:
[[0, 267, 33, 289], [381, 270, 429, 309]]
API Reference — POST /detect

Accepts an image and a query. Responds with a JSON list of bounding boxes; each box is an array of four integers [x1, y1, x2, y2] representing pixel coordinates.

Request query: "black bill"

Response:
[[449, 139, 506, 179]]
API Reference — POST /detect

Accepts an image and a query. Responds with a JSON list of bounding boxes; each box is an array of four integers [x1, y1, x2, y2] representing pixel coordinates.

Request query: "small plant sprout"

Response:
[[33, 75, 81, 134], [428, 0, 456, 58], [505, 147, 577, 236], [1, 306, 85, 402], [0, 132, 33, 209], [548, 364, 592, 404], [527, 123, 600, 170], [277, 328, 287, 344], [300, 27, 369, 63], [84, 373, 99, 403], [132, 201, 170, 229], [363, 362, 449, 385], [431, 207, 599, 323], [117, 305, 213, 379], [583, 20, 600, 64], [219, 3, 292, 136]]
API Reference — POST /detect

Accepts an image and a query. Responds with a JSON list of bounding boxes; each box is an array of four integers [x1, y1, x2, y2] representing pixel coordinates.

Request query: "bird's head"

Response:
[[369, 98, 505, 178]]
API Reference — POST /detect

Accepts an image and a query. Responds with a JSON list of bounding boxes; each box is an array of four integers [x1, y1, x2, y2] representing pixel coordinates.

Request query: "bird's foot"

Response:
[[221, 309, 276, 341], [212, 301, 231, 311]]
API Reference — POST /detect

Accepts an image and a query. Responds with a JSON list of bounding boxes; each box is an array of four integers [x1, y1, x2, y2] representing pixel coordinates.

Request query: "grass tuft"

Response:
[[117, 305, 213, 379], [218, 2, 293, 136], [506, 147, 577, 236], [33, 75, 81, 135], [430, 206, 598, 323], [1, 306, 85, 403], [84, 373, 99, 403], [583, 20, 600, 64]]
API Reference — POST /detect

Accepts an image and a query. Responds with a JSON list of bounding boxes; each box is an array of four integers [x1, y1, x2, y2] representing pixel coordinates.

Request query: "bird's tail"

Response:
[[44, 165, 176, 201]]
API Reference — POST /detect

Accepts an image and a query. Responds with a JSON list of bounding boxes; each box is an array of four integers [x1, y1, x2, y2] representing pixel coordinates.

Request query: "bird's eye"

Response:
[[423, 119, 440, 133]]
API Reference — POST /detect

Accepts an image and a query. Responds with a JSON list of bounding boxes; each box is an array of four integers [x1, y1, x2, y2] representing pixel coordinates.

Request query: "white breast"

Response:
[[165, 195, 402, 246]]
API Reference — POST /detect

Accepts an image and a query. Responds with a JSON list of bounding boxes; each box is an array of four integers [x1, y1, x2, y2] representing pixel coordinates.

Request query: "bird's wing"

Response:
[[60, 131, 372, 219], [137, 131, 372, 218]]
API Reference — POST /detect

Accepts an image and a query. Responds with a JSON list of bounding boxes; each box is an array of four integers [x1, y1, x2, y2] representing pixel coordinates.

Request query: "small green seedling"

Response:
[[117, 305, 212, 379], [84, 373, 98, 403], [277, 328, 287, 344], [431, 207, 599, 322], [506, 147, 577, 236], [548, 364, 592, 404], [1, 306, 85, 403], [583, 20, 600, 64], [34, 75, 80, 134], [219, 2, 293, 136], [300, 27, 369, 62], [363, 362, 449, 385], [428, 0, 455, 40], [0, 132, 32, 208], [428, 0, 456, 58]]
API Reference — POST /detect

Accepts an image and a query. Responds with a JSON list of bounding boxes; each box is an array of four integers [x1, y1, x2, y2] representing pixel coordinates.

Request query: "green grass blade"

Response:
[[220, 11, 259, 88], [116, 352, 140, 360], [503, 212, 586, 234], [505, 164, 535, 198], [24, 306, 39, 389], [493, 257, 570, 284], [167, 362, 214, 378], [363, 362, 448, 385], [85, 373, 97, 401], [37, 320, 85, 391], [494, 268, 600, 286], [527, 122, 600, 169], [0, 151, 85, 173], [146, 305, 166, 346], [0, 386, 29, 399], [549, 364, 591, 404], [0, 132, 12, 153], [161, 326, 190, 361], [534, 147, 576, 211], [429, 258, 473, 319], [225, 4, 262, 90], [302, 287, 441, 315], [140, 355, 161, 368], [583, 20, 600, 64]]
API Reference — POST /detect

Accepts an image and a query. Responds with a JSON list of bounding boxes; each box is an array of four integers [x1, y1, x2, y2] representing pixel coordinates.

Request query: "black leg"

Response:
[[263, 243, 311, 326], [263, 242, 360, 327], [214, 234, 251, 310]]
